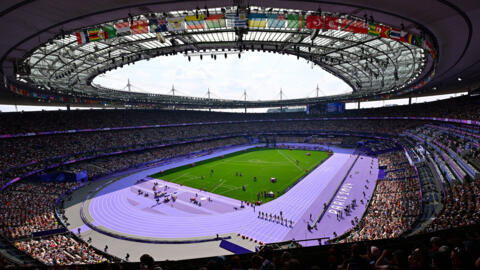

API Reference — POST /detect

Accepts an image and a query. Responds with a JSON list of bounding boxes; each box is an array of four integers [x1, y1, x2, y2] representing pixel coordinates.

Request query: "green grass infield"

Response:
[[150, 147, 331, 203]]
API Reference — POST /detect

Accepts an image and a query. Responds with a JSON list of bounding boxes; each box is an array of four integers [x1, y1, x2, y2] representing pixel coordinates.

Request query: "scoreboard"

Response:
[[326, 102, 345, 113]]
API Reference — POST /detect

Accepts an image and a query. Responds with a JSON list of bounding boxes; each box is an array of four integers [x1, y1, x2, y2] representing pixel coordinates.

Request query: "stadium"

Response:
[[0, 0, 479, 269]]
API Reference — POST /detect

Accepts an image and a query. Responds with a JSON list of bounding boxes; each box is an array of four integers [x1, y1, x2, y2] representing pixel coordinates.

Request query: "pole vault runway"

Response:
[[66, 144, 378, 261]]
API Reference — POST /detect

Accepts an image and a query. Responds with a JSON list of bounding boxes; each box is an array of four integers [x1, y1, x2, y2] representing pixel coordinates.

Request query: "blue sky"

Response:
[[93, 51, 353, 100]]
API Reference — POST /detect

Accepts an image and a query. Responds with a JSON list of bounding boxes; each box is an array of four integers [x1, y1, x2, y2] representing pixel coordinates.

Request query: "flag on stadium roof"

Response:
[[115, 21, 131, 36], [206, 14, 226, 29], [158, 19, 168, 32], [248, 13, 267, 28], [75, 30, 89, 44], [185, 15, 206, 30], [411, 35, 422, 46], [388, 28, 402, 40], [423, 40, 436, 59], [87, 28, 101, 41], [340, 19, 368, 34], [401, 32, 411, 43], [149, 19, 167, 33], [101, 25, 116, 40], [287, 14, 306, 29], [403, 32, 422, 46], [306, 15, 324, 29], [167, 17, 186, 31], [368, 24, 380, 36], [226, 13, 247, 28], [267, 14, 286, 28], [324, 16, 339, 30], [378, 25, 392, 38], [131, 20, 149, 35]]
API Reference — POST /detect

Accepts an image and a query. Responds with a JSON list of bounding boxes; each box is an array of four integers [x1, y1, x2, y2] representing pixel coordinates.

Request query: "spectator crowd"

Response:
[[0, 95, 478, 135], [0, 119, 423, 188], [0, 182, 79, 239], [424, 180, 480, 233], [338, 177, 421, 242], [0, 95, 479, 267], [15, 234, 109, 265]]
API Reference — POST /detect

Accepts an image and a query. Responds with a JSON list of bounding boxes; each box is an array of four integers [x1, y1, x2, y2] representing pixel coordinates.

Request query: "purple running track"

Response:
[[85, 144, 376, 244]]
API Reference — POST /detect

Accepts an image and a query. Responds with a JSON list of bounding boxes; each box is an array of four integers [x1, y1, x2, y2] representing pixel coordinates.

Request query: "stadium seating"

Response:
[[0, 95, 479, 267], [0, 95, 478, 134], [335, 150, 422, 242]]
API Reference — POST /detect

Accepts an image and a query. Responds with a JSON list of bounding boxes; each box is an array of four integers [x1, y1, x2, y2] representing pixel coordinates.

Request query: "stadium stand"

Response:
[[0, 99, 478, 267]]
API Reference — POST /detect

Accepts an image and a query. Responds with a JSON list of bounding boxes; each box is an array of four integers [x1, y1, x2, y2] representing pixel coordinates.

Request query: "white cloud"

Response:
[[93, 52, 353, 100]]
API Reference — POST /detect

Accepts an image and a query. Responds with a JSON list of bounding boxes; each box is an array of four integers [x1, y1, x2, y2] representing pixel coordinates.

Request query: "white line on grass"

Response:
[[170, 172, 191, 181], [219, 183, 239, 190], [277, 149, 303, 171], [217, 185, 244, 195], [210, 179, 225, 193]]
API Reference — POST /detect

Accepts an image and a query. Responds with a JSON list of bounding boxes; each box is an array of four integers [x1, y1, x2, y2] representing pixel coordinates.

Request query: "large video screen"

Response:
[[326, 102, 345, 113]]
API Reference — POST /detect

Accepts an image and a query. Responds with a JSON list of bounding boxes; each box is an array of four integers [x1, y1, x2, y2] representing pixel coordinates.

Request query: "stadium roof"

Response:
[[0, 0, 479, 108]]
